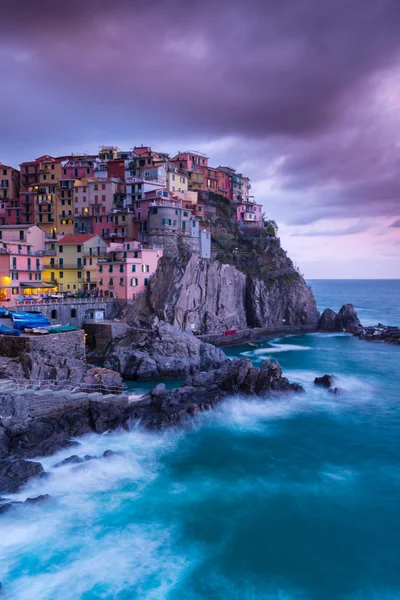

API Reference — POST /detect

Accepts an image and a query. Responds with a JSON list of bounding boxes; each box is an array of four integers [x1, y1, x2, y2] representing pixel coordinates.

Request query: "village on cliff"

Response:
[[0, 146, 264, 302]]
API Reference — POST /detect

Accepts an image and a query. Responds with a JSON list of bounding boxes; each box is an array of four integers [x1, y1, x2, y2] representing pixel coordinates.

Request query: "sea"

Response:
[[1, 280, 400, 600]]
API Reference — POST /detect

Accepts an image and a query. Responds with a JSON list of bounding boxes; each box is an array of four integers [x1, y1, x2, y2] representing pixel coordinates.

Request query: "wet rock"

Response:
[[81, 367, 123, 395], [103, 322, 229, 380], [314, 375, 335, 388], [328, 387, 342, 396], [102, 449, 121, 458], [338, 304, 361, 332], [0, 459, 44, 494], [54, 455, 84, 468], [0, 494, 51, 515], [318, 308, 340, 332]]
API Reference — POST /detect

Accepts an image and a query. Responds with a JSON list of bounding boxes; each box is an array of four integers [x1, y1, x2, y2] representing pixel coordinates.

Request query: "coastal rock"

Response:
[[80, 367, 123, 394], [124, 254, 320, 334], [125, 358, 304, 429], [103, 322, 229, 380], [0, 459, 44, 494], [0, 357, 301, 480], [318, 309, 340, 332], [314, 374, 335, 388], [352, 323, 400, 344], [318, 304, 361, 333], [0, 494, 51, 514], [338, 304, 361, 332]]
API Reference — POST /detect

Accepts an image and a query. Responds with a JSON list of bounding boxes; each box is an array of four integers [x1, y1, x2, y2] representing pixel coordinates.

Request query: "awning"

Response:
[[20, 282, 57, 288]]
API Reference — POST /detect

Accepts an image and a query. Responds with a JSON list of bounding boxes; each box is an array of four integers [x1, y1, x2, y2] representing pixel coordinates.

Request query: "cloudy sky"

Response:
[[1, 0, 400, 278]]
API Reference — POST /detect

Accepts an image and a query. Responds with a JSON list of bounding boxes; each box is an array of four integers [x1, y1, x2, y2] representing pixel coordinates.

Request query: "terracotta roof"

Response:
[[57, 234, 98, 244]]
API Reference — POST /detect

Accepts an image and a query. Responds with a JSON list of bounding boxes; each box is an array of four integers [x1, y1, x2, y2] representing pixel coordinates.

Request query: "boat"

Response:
[[12, 318, 51, 331], [45, 324, 78, 334], [24, 327, 50, 335], [0, 323, 20, 336]]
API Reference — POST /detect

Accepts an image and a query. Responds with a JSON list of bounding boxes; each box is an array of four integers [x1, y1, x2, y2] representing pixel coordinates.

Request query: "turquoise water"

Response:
[[1, 281, 400, 599]]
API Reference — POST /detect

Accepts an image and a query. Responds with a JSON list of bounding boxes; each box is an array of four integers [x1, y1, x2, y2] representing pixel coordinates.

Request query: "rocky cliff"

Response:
[[125, 253, 319, 334], [124, 192, 319, 333]]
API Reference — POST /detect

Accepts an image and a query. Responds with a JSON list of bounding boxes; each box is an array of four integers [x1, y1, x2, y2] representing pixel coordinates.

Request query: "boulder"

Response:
[[81, 367, 123, 395], [338, 304, 361, 332], [0, 459, 45, 494], [318, 308, 340, 332], [103, 322, 229, 380], [314, 374, 335, 388]]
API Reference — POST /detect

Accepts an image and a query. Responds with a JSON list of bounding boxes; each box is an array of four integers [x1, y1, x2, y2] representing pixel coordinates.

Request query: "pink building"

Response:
[[236, 200, 263, 227], [0, 243, 45, 300], [74, 178, 124, 234], [96, 241, 163, 300], [61, 159, 95, 180]]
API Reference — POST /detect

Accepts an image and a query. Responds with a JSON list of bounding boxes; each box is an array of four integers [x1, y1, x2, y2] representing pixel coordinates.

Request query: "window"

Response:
[[59, 246, 63, 253], [142, 265, 149, 273], [119, 277, 124, 286], [86, 168, 90, 174], [131, 277, 138, 286], [35, 273, 41, 281], [77, 271, 82, 279], [144, 278, 148, 286], [109, 277, 114, 286], [133, 251, 138, 259], [198, 206, 202, 212], [29, 273, 33, 281], [51, 272, 55, 281], [152, 207, 158, 214], [60, 272, 64, 278], [108, 265, 113, 273], [182, 221, 186, 230], [19, 230, 24, 241], [71, 309, 77, 318], [131, 264, 136, 272], [183, 211, 188, 217], [99, 278, 103, 286], [102, 184, 105, 190], [51, 309, 57, 319], [119, 265, 124, 273], [102, 195, 106, 202], [59, 258, 64, 267], [77, 245, 82, 252]]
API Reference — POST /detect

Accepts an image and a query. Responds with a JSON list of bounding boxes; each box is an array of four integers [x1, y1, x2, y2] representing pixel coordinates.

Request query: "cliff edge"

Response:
[[124, 193, 319, 333]]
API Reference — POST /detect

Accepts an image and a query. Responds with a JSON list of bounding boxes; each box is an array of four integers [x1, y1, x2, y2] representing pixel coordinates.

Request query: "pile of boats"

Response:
[[0, 307, 77, 336]]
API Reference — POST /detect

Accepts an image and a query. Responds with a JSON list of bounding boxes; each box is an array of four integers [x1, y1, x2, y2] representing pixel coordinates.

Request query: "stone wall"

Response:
[[84, 321, 131, 353], [8, 300, 120, 327], [148, 230, 200, 259], [0, 330, 86, 361]]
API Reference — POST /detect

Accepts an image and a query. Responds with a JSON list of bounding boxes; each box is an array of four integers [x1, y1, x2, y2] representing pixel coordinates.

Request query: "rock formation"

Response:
[[352, 324, 400, 344], [318, 304, 361, 333], [103, 322, 229, 380], [124, 254, 320, 334], [0, 357, 301, 493]]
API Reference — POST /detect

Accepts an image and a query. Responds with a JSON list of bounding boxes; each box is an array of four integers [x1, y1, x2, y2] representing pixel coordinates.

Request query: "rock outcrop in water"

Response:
[[103, 321, 229, 379], [352, 324, 400, 344], [318, 304, 361, 333], [0, 358, 301, 493]]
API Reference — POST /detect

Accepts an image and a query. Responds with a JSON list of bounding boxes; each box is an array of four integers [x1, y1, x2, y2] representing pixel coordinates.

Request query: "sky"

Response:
[[1, 0, 400, 278]]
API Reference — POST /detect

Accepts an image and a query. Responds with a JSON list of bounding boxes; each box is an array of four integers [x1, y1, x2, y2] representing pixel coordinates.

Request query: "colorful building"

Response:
[[97, 241, 163, 300], [42, 234, 107, 293], [236, 200, 263, 227], [0, 225, 52, 300]]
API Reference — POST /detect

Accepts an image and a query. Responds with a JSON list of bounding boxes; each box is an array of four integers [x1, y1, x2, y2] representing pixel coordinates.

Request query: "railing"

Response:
[[1, 298, 114, 308]]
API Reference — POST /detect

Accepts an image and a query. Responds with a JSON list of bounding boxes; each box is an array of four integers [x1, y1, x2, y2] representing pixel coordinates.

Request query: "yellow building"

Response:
[[42, 234, 107, 293], [166, 166, 189, 197]]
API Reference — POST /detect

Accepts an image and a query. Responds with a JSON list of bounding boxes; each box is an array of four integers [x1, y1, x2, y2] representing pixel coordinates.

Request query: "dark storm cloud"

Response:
[[1, 0, 400, 231], [390, 219, 400, 227]]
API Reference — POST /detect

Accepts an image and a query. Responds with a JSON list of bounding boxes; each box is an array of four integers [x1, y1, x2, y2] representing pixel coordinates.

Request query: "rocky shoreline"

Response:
[[0, 357, 302, 497]]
